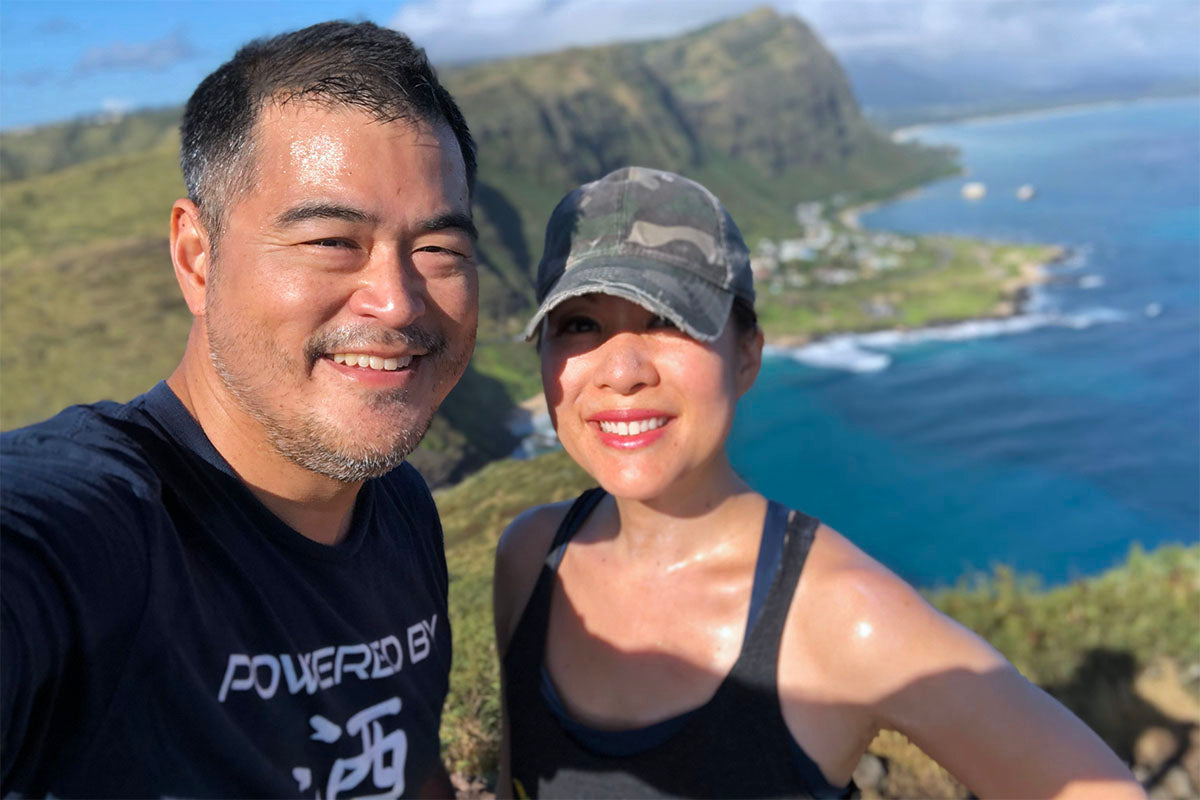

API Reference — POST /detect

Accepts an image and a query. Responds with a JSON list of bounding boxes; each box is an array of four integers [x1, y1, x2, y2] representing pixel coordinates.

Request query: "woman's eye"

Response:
[[556, 316, 598, 335], [649, 315, 678, 330]]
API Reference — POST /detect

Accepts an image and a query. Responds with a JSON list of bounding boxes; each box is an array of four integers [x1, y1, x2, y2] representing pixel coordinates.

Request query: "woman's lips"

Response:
[[589, 411, 672, 449]]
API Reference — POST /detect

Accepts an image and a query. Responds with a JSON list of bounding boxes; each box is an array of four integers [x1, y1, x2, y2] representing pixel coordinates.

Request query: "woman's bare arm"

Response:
[[784, 526, 1144, 799]]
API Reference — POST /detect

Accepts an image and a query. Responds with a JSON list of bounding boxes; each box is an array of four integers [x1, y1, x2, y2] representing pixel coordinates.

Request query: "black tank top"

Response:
[[504, 488, 852, 799]]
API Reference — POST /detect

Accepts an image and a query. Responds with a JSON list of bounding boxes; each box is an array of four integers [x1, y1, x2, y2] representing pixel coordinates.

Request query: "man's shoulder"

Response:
[[1, 399, 169, 632], [1, 396, 169, 528], [374, 461, 438, 519]]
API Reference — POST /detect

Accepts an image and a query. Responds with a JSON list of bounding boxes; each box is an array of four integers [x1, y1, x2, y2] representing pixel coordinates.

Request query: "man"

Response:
[[2, 22, 476, 798]]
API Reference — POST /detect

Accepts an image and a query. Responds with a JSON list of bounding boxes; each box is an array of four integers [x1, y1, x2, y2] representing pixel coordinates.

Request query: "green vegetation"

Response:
[[433, 450, 1200, 783], [0, 106, 180, 182], [931, 544, 1199, 691], [0, 140, 183, 264]]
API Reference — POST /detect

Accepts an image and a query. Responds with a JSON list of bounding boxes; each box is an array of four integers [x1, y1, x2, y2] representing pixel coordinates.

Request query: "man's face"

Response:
[[202, 102, 478, 482]]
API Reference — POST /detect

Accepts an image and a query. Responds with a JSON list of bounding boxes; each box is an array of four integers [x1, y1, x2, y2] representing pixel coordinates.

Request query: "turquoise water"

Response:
[[730, 97, 1200, 587]]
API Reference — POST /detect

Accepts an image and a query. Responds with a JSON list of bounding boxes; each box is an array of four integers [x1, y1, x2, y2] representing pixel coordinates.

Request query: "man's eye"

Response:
[[649, 315, 678, 330], [416, 246, 458, 258], [308, 238, 355, 249]]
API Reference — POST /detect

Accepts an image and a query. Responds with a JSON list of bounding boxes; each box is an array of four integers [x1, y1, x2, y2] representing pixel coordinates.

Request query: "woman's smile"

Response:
[[588, 409, 674, 449]]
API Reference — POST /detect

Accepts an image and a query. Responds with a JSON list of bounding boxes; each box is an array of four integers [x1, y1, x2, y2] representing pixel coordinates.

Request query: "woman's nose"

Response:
[[593, 332, 659, 395]]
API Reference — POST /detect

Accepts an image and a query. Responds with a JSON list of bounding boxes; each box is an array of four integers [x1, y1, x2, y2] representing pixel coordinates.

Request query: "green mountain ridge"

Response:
[[449, 8, 955, 323], [0, 8, 954, 485]]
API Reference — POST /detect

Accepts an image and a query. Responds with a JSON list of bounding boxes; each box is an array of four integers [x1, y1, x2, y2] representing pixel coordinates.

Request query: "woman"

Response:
[[493, 166, 1142, 799]]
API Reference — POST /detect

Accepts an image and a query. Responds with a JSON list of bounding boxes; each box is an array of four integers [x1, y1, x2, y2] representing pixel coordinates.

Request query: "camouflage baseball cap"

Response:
[[523, 166, 754, 342]]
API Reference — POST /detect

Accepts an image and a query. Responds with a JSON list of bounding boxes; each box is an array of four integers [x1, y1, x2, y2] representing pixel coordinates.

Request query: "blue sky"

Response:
[[2, 0, 1197, 130]]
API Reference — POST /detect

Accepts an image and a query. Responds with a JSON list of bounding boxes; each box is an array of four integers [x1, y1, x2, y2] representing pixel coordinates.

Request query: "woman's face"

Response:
[[540, 293, 761, 502]]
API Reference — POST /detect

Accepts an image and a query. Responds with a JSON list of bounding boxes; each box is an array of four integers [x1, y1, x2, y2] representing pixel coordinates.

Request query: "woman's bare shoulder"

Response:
[[788, 524, 1007, 701], [493, 499, 575, 654]]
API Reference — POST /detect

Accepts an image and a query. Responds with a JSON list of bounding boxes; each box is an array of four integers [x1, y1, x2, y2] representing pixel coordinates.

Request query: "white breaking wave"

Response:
[[772, 339, 893, 373], [776, 307, 1129, 374]]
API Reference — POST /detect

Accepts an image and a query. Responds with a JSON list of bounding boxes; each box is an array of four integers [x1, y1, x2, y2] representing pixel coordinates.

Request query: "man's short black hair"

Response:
[[180, 20, 475, 242]]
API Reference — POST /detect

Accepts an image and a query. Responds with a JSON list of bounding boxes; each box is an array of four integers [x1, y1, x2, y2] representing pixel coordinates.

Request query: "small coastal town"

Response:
[[743, 197, 1059, 345]]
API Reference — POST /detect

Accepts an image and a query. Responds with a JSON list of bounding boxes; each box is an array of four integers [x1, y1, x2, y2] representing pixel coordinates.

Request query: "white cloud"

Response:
[[74, 27, 198, 76]]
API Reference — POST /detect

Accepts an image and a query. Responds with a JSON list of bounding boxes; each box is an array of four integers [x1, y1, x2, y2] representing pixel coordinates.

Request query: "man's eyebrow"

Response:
[[421, 211, 478, 242], [274, 203, 378, 227]]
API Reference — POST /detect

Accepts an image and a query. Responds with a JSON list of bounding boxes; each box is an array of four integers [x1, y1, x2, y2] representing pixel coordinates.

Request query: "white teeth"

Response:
[[598, 417, 668, 436], [331, 353, 413, 371]]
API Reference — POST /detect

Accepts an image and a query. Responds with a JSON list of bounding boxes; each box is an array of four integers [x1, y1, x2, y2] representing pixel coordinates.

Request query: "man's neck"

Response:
[[166, 355, 361, 546]]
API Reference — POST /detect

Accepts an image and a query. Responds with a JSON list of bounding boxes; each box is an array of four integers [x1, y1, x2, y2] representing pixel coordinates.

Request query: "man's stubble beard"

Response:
[[204, 271, 467, 484]]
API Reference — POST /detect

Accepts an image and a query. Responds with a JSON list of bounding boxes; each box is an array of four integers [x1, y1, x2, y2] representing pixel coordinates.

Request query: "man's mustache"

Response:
[[304, 323, 447, 365]]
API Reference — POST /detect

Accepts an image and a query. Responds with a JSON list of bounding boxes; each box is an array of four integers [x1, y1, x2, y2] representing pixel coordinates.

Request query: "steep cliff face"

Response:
[[451, 9, 874, 182], [445, 8, 951, 323]]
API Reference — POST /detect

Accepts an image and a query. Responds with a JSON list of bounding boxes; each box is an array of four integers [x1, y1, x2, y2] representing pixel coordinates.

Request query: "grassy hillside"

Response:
[[0, 106, 181, 182], [434, 450, 1200, 793]]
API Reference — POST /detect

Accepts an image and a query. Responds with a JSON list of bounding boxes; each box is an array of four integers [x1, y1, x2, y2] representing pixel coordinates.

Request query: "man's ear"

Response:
[[170, 199, 213, 317], [735, 326, 764, 398]]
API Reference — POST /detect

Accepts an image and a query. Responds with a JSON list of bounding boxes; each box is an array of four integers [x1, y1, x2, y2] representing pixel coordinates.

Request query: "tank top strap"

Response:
[[745, 499, 790, 634], [506, 488, 608, 670], [732, 508, 820, 685], [545, 486, 607, 570]]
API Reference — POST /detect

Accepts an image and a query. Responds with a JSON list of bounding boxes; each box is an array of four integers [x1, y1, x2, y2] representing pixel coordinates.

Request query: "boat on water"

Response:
[[1017, 184, 1037, 201]]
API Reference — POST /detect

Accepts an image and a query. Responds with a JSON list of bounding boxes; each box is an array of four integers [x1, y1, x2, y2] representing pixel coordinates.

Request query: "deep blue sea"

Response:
[[730, 97, 1200, 588]]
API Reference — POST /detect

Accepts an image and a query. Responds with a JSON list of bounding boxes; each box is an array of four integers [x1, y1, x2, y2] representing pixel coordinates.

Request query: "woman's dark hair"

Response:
[[180, 21, 475, 244], [731, 295, 759, 337], [533, 294, 759, 351]]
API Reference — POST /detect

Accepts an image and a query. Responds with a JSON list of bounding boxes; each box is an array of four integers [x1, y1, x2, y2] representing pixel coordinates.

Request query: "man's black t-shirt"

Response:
[[1, 382, 451, 798]]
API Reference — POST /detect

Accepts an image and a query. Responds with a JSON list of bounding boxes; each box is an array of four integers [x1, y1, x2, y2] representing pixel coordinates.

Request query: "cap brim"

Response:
[[522, 256, 733, 342]]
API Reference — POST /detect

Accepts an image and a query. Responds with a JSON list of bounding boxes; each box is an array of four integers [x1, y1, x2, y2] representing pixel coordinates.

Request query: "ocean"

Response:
[[730, 97, 1200, 588]]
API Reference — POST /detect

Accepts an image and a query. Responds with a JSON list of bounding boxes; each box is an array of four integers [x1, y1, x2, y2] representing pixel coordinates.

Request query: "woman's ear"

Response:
[[170, 199, 213, 317], [735, 326, 764, 397]]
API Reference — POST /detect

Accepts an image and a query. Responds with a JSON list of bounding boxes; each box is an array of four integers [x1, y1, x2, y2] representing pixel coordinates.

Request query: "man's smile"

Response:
[[330, 353, 415, 372]]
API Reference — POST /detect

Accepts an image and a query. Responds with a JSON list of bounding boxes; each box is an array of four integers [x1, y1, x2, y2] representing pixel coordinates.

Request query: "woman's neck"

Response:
[[604, 461, 764, 567]]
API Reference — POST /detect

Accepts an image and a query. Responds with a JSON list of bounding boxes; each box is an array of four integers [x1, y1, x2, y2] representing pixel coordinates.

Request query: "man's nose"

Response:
[[593, 332, 659, 395], [347, 250, 426, 328]]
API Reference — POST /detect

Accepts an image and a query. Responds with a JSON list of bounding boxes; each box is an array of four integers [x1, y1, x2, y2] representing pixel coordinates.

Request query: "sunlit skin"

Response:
[[167, 102, 478, 546], [494, 293, 1144, 799], [540, 295, 762, 515]]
